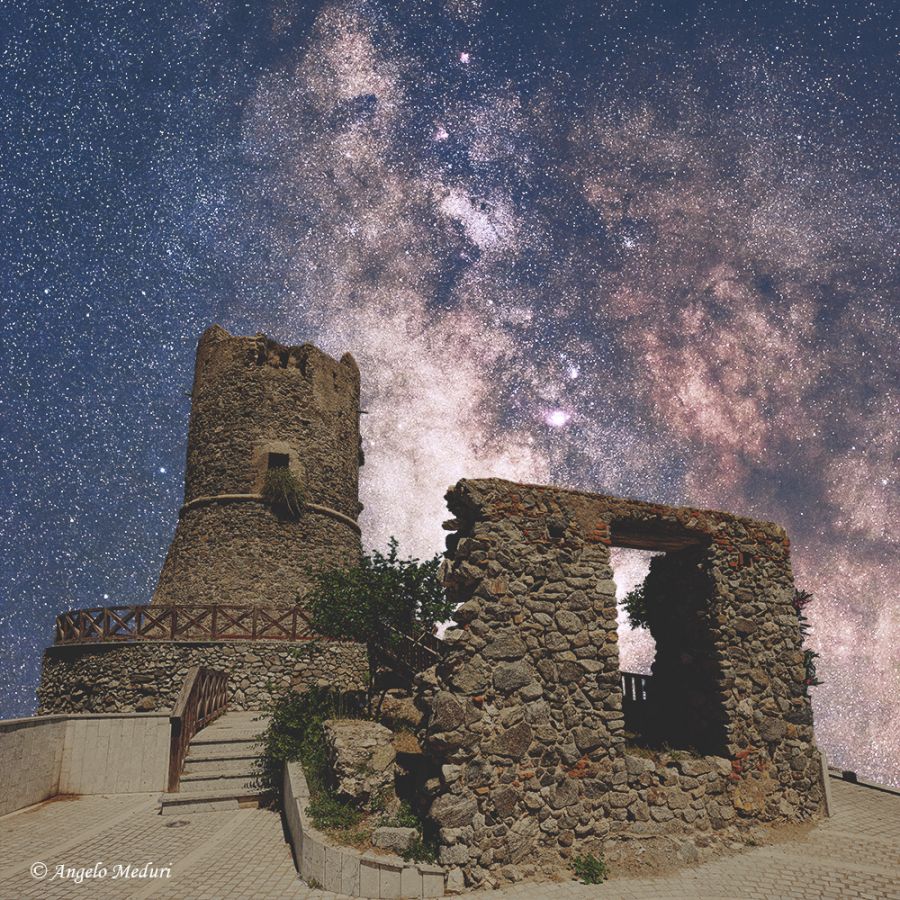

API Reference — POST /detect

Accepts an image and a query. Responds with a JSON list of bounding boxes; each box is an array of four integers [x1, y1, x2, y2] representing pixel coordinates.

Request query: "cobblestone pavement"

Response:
[[0, 778, 896, 899]]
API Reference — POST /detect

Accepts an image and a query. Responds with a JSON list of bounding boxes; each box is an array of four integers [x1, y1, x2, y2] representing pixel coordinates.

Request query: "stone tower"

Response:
[[153, 325, 363, 607]]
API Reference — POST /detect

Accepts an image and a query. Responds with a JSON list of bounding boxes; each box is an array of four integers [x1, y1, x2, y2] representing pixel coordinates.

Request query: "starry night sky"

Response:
[[1, 1, 897, 786]]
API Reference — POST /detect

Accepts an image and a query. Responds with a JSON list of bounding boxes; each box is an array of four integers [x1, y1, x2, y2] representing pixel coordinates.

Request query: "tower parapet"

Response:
[[153, 325, 363, 607]]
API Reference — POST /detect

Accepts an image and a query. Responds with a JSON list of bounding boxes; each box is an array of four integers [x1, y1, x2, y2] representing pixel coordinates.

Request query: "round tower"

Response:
[[153, 325, 363, 607]]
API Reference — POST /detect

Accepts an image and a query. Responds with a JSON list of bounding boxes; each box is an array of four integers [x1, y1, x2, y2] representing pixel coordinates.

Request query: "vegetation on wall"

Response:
[[262, 467, 306, 518], [256, 686, 437, 858], [572, 852, 608, 884], [255, 685, 363, 808]]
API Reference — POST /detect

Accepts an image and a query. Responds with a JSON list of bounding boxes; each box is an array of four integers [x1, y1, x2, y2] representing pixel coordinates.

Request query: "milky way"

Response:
[[1, 1, 897, 787]]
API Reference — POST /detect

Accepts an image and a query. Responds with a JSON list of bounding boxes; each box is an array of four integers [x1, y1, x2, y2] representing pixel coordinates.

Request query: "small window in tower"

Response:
[[268, 452, 289, 470]]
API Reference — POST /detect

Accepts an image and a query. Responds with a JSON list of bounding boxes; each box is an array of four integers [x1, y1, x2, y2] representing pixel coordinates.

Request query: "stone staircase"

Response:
[[159, 710, 270, 815]]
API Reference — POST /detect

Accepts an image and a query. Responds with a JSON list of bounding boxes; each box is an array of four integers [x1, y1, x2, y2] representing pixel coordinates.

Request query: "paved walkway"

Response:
[[0, 778, 896, 898]]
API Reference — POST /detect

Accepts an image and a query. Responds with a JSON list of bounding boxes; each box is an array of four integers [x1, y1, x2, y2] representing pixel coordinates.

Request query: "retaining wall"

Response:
[[38, 639, 367, 714], [0, 713, 170, 816]]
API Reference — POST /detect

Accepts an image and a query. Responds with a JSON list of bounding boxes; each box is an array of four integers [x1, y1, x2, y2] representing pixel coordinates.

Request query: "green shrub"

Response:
[[380, 801, 419, 829], [255, 686, 363, 800], [622, 582, 649, 630], [306, 538, 454, 706], [263, 467, 306, 517], [307, 792, 362, 831], [402, 834, 439, 864], [573, 852, 608, 884]]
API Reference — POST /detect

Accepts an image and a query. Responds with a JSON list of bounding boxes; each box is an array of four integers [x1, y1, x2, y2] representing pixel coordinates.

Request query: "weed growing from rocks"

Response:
[[573, 852, 608, 884], [262, 467, 306, 517]]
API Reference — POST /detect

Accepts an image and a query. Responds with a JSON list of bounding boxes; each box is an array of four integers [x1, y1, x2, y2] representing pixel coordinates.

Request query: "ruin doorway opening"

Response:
[[609, 520, 728, 756]]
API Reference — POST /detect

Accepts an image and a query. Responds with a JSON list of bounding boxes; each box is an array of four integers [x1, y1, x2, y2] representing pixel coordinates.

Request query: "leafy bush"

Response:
[[380, 801, 419, 829], [622, 582, 649, 630], [573, 852, 608, 884], [402, 834, 439, 864], [307, 792, 362, 830], [255, 685, 363, 802], [263, 467, 306, 517], [306, 538, 454, 704]]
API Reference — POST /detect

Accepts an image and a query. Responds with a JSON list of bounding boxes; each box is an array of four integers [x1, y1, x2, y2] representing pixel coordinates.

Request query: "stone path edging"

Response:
[[283, 761, 445, 898]]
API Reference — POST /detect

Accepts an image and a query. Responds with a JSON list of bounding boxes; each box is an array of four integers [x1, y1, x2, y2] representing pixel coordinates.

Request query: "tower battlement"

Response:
[[153, 325, 363, 607]]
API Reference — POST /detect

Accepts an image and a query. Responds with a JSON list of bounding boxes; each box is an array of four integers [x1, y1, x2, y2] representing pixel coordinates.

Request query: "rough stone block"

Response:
[[324, 718, 396, 811], [372, 826, 417, 854]]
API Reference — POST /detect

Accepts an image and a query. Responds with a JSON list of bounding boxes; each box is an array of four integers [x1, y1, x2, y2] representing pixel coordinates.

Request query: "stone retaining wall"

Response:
[[37, 640, 366, 714], [421, 478, 825, 888], [0, 713, 171, 816]]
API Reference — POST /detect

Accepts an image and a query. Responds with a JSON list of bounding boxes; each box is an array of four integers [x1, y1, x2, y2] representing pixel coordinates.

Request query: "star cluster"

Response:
[[1, 1, 896, 787]]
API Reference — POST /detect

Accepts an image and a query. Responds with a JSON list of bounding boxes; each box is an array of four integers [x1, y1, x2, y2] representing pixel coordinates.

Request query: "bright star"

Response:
[[546, 409, 571, 428], [459, 51, 470, 64]]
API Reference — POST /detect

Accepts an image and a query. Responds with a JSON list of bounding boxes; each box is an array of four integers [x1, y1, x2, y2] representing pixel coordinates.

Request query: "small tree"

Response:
[[306, 538, 454, 709], [622, 582, 650, 630], [792, 588, 822, 695]]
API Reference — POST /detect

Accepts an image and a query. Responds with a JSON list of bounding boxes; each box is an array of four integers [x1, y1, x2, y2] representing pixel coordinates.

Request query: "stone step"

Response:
[[189, 730, 264, 744], [158, 788, 268, 815], [185, 745, 261, 763], [182, 757, 260, 776], [179, 773, 260, 794]]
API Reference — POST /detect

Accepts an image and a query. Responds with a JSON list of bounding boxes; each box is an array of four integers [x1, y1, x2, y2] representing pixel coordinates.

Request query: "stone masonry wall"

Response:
[[154, 503, 361, 607], [37, 640, 366, 714], [420, 478, 824, 888], [154, 325, 363, 607]]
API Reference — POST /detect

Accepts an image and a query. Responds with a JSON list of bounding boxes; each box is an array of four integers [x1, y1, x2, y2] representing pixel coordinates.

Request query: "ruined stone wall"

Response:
[[420, 478, 824, 887], [37, 640, 367, 714], [154, 325, 363, 607]]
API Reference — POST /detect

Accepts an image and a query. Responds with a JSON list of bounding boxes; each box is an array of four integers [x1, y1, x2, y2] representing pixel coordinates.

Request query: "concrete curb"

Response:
[[283, 761, 445, 898], [828, 767, 900, 797]]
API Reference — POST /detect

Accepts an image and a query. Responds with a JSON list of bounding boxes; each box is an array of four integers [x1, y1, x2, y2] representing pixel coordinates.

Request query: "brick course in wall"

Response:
[[419, 478, 825, 888]]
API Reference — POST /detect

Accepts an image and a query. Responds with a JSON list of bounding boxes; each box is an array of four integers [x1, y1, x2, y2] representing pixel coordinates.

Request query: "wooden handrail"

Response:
[[167, 666, 228, 792], [53, 603, 318, 645], [371, 623, 445, 678]]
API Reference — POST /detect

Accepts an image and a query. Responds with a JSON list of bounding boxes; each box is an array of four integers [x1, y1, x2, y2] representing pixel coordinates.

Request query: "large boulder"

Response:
[[323, 719, 397, 811]]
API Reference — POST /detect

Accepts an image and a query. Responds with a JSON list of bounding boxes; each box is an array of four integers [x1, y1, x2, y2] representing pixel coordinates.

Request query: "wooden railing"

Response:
[[167, 666, 228, 792], [621, 671, 651, 702], [54, 604, 315, 645], [373, 624, 445, 677]]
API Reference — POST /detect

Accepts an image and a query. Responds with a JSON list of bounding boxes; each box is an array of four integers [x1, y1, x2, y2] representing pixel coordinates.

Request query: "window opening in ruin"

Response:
[[609, 521, 727, 756], [611, 547, 658, 676], [267, 452, 290, 470]]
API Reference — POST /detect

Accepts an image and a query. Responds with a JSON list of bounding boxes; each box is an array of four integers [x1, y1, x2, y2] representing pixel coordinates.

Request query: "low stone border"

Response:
[[828, 766, 900, 797], [282, 761, 445, 898]]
